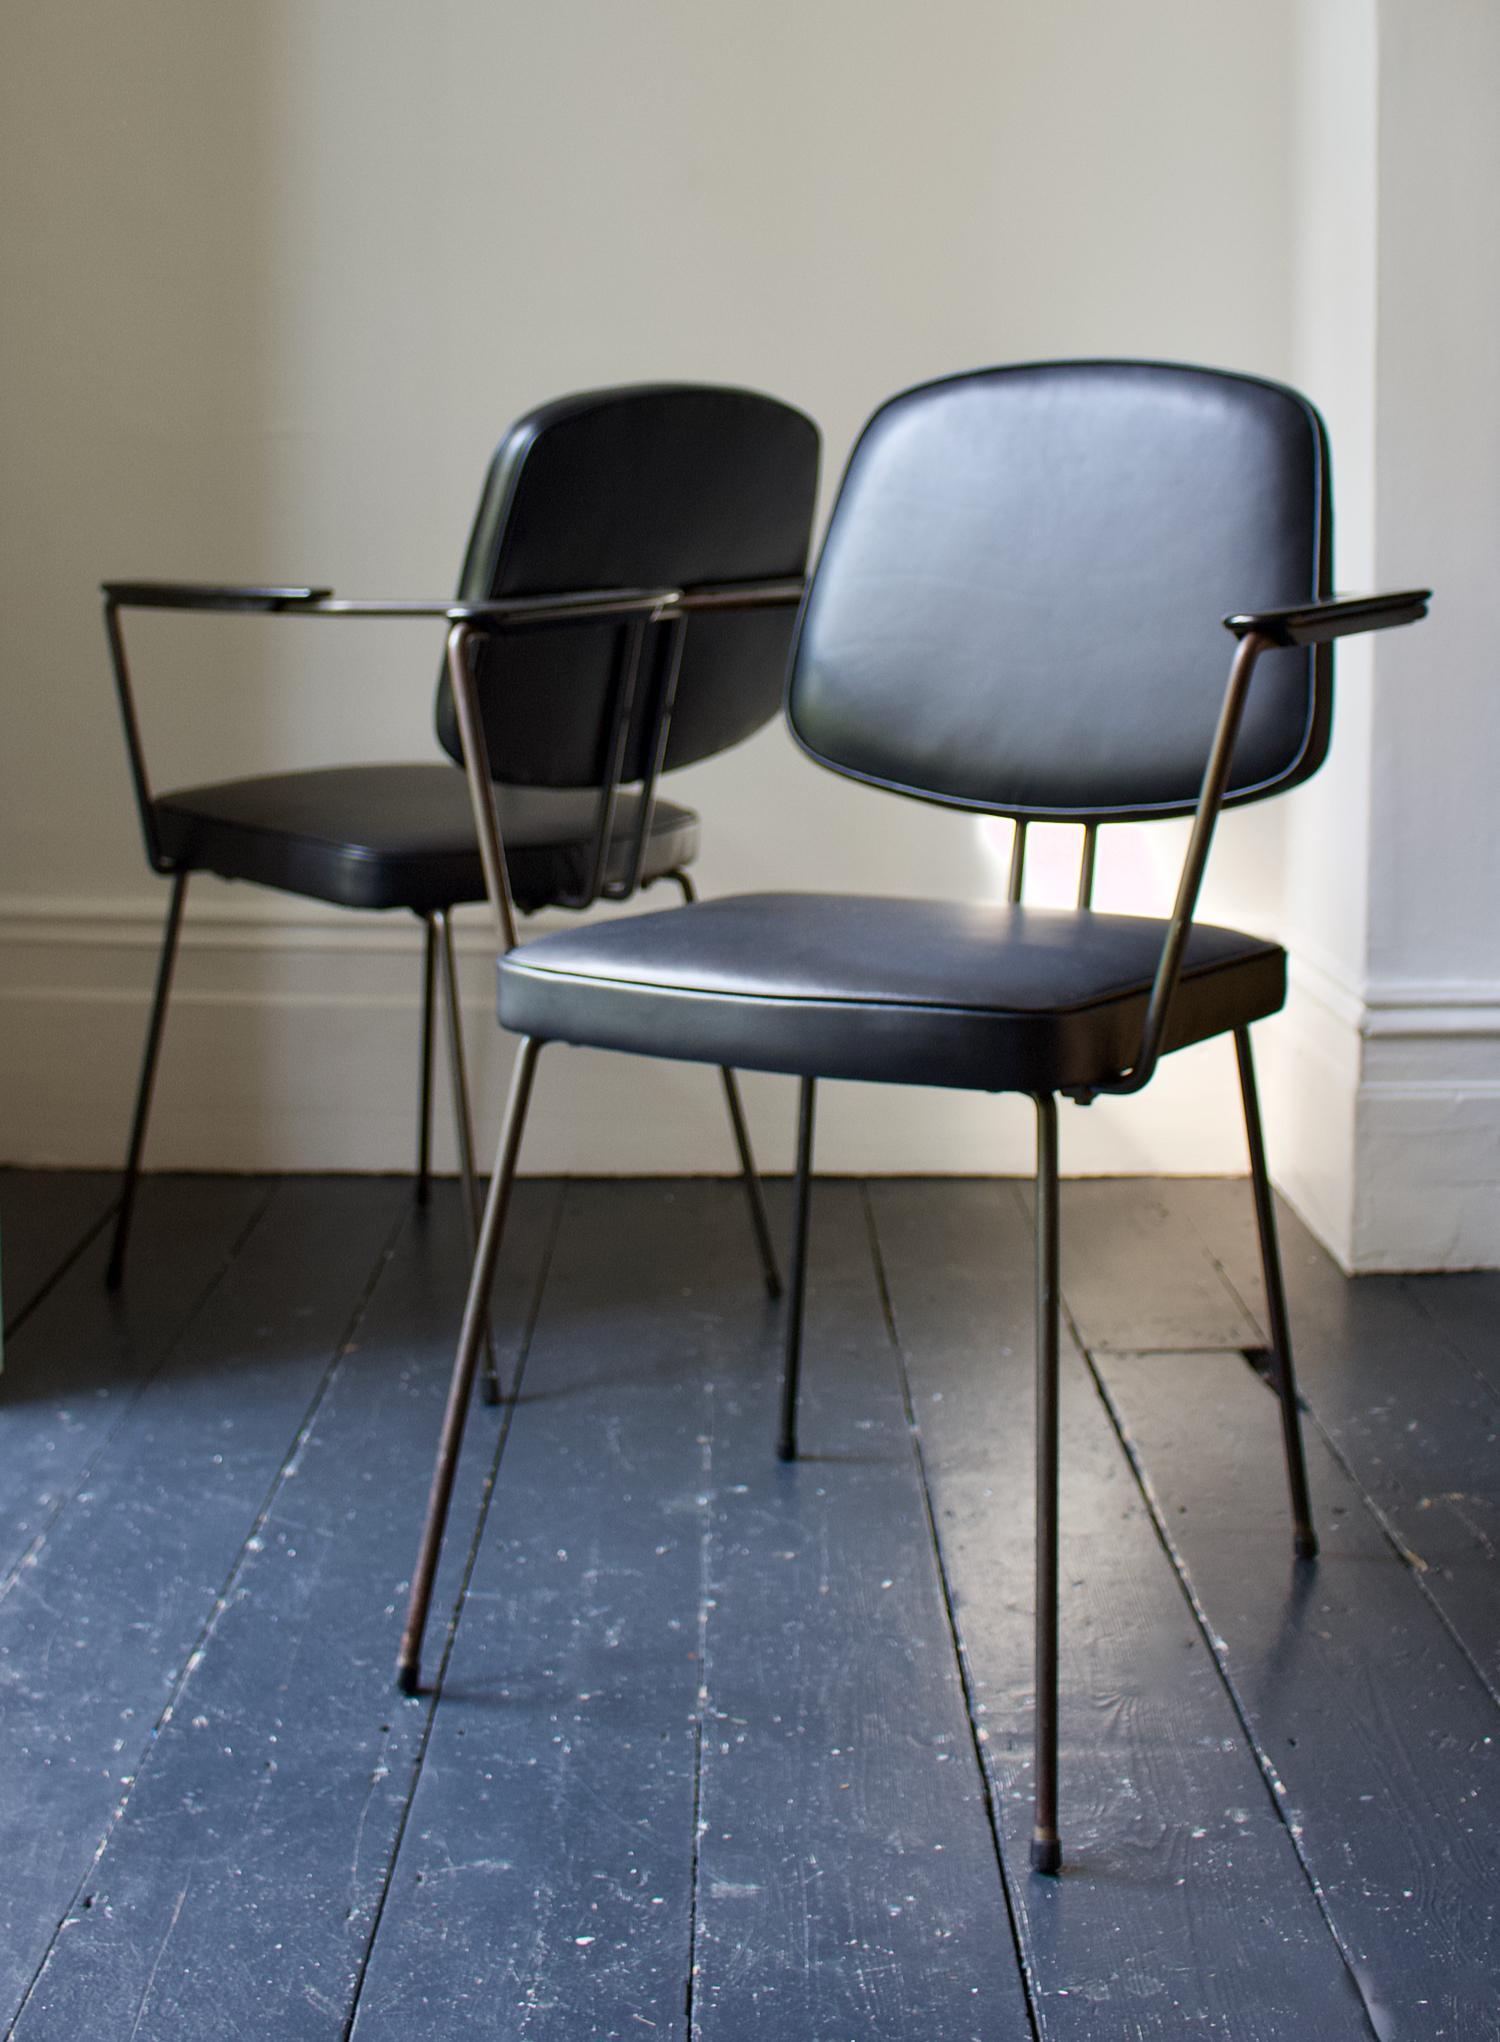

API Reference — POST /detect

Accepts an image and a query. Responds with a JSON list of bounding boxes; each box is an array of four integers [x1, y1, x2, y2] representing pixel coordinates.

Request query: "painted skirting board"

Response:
[[4, 891, 1497, 1272]]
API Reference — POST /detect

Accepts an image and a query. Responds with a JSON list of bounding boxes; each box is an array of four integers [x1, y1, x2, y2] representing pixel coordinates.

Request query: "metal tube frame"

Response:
[[1235, 1024, 1318, 1559], [416, 916, 438, 1204], [398, 1036, 543, 1694], [106, 869, 189, 1289], [778, 1077, 818, 1462], [435, 908, 502, 1406], [670, 870, 782, 1301], [1031, 1091, 1062, 1873]]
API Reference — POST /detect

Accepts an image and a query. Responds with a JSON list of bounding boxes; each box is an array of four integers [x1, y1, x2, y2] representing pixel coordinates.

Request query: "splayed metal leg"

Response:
[[106, 870, 189, 1290], [397, 1036, 542, 1695]]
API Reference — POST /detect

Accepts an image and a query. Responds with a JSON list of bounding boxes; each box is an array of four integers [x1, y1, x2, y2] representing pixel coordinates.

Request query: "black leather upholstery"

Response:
[[155, 767, 699, 915], [435, 386, 819, 786], [789, 362, 1332, 821], [499, 895, 1285, 1093]]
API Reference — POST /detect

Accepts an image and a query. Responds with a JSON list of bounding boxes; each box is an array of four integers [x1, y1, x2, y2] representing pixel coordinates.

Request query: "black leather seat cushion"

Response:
[[499, 894, 1286, 1093], [154, 765, 700, 914]]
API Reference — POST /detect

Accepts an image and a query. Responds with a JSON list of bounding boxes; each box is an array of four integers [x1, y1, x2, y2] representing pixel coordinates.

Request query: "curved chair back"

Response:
[[788, 361, 1332, 822], [436, 385, 819, 787]]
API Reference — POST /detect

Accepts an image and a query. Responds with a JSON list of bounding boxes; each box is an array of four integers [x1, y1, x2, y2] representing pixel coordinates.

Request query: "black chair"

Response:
[[103, 386, 822, 1364], [398, 360, 1429, 1867]]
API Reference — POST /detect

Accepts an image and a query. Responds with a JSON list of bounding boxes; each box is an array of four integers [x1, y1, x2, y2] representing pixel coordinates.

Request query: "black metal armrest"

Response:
[[102, 581, 333, 611], [1224, 589, 1430, 647]]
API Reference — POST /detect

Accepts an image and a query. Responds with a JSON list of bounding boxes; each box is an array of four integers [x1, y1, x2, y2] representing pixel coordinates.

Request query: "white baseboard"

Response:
[[5, 891, 1498, 1271], [0, 888, 1252, 1180]]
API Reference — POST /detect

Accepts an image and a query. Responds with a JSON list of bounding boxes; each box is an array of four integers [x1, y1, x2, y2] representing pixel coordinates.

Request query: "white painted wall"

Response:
[[13, 0, 1489, 1274], [1262, 0, 1500, 1270], [2, 0, 1312, 1186]]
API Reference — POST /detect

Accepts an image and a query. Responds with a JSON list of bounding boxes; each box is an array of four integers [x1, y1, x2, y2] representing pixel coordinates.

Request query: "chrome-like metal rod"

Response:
[[103, 597, 170, 874], [106, 870, 189, 1289], [397, 1035, 543, 1695], [719, 1069, 783, 1302], [1031, 1091, 1062, 1875], [570, 617, 648, 910], [1107, 629, 1271, 1094], [447, 621, 519, 954], [436, 910, 501, 1405], [778, 1077, 818, 1461], [1076, 823, 1098, 911], [415, 917, 438, 1205], [1235, 1025, 1318, 1560], [614, 615, 688, 901], [667, 871, 783, 1298], [1008, 819, 1028, 905]]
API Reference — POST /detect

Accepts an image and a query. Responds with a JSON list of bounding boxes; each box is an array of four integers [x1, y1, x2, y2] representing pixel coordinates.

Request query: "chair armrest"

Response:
[[1224, 589, 1430, 646], [101, 581, 333, 611]]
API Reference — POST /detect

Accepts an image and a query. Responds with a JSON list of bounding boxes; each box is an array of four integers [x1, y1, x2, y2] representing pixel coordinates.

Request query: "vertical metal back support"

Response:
[[1076, 824, 1098, 910], [607, 613, 689, 901], [566, 617, 650, 910], [1234, 1024, 1318, 1559], [1008, 820, 1028, 905], [447, 621, 519, 954], [778, 1076, 818, 1461], [1031, 1091, 1062, 1874], [103, 596, 170, 874]]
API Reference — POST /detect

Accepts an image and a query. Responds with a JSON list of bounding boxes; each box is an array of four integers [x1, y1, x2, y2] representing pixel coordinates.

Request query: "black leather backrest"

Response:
[[436, 385, 819, 786], [787, 362, 1332, 821]]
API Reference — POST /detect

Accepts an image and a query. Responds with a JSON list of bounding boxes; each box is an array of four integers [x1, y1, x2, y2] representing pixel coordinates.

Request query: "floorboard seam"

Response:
[[683, 1385, 714, 2042], [861, 1184, 1043, 2042], [1185, 1215, 1500, 1718], [0, 1179, 281, 1615], [1402, 1280, 1500, 1409], [1, 1186, 408, 2042], [0, 1197, 118, 1343], [340, 1180, 567, 2042], [1062, 1298, 1384, 2040]]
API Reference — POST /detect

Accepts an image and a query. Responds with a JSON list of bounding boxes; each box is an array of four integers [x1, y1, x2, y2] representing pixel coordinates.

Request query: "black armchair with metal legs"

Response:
[[397, 360, 1429, 1872], [103, 386, 821, 1356]]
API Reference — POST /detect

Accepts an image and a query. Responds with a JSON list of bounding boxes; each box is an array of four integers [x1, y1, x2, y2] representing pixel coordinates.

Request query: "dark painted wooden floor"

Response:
[[1, 1167, 1497, 2039]]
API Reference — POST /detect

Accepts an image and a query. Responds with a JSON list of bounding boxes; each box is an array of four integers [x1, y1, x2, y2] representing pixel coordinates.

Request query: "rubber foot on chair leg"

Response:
[[395, 1659, 422, 1697], [776, 1433, 797, 1463], [481, 1374, 502, 1407], [1031, 1834, 1062, 1876], [1295, 1529, 1319, 1562]]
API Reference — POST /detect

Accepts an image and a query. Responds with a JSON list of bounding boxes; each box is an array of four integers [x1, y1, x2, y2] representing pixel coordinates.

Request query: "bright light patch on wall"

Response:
[[976, 817, 1190, 916]]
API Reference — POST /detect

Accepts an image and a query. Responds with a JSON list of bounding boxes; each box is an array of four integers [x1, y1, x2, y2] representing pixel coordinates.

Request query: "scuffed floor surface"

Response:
[[0, 1167, 1496, 2039]]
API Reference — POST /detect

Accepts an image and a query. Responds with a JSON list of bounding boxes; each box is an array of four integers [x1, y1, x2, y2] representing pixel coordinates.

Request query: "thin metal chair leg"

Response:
[[415, 916, 438, 1206], [668, 870, 782, 1299], [106, 870, 189, 1290], [1234, 1025, 1318, 1561], [777, 1076, 817, 1462], [397, 1035, 542, 1695], [435, 910, 503, 1406], [1031, 1091, 1063, 1875], [719, 1068, 783, 1300]]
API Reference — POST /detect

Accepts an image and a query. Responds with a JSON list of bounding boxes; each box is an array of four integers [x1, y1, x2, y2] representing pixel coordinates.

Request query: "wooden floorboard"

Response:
[[349, 1180, 715, 2041], [1402, 1269, 1500, 1404], [0, 1177, 410, 2032], [870, 1179, 1374, 2041], [1161, 1179, 1500, 1706], [690, 1181, 1029, 2041], [1, 1170, 1496, 2038], [9, 1180, 560, 2042], [0, 1170, 121, 1337], [1092, 1340, 1500, 2038]]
